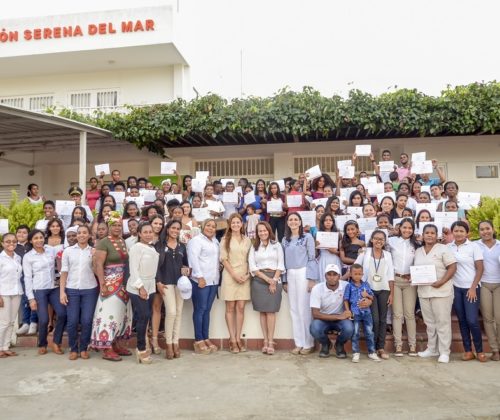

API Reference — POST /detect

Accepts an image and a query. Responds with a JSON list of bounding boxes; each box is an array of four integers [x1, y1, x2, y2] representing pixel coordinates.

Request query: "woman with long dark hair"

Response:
[[267, 181, 287, 242]]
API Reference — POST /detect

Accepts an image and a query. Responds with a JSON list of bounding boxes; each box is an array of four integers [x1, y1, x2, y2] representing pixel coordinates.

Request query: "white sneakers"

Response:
[[16, 323, 29, 335], [352, 352, 381, 362], [438, 354, 449, 363], [28, 322, 38, 335], [418, 348, 439, 358], [352, 353, 360, 363]]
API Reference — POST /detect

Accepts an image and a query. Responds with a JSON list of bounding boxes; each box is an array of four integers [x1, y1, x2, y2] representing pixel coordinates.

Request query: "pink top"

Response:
[[86, 190, 101, 211]]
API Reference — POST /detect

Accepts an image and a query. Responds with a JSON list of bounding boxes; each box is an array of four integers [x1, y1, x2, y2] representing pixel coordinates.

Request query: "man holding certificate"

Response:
[[413, 224, 457, 364]]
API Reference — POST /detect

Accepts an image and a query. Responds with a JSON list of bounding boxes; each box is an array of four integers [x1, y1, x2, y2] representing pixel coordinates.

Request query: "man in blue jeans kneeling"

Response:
[[310, 264, 369, 358]]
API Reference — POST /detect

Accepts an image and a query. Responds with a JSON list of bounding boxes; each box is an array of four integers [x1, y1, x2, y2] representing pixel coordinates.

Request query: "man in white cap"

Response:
[[309, 264, 362, 358]]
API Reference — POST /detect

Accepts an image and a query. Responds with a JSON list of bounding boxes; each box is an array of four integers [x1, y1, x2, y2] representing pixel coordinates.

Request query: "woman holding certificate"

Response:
[[354, 231, 395, 360], [315, 213, 341, 282], [413, 224, 457, 363], [267, 182, 287, 242]]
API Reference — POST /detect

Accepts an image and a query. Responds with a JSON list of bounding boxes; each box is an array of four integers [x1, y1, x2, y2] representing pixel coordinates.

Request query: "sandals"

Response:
[[3, 350, 18, 357], [193, 340, 211, 355], [0, 351, 7, 358], [151, 337, 161, 355], [266, 341, 276, 355], [229, 341, 240, 354], [236, 340, 247, 353], [165, 344, 174, 360], [136, 349, 153, 364], [102, 349, 122, 362], [262, 340, 269, 354], [477, 352, 488, 363], [173, 344, 181, 358], [204, 340, 218, 353], [38, 347, 48, 355]]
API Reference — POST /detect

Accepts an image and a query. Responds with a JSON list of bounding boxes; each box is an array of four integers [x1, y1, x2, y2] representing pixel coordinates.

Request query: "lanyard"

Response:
[[372, 252, 383, 274]]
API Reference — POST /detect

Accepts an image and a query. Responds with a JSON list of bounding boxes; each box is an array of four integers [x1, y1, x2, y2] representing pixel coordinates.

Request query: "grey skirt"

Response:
[[251, 270, 282, 313]]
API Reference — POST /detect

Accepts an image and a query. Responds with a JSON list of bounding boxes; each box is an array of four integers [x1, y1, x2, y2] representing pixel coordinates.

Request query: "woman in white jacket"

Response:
[[355, 230, 395, 360]]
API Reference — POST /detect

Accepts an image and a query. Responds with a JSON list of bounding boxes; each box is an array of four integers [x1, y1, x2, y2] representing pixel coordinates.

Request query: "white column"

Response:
[[79, 131, 87, 205]]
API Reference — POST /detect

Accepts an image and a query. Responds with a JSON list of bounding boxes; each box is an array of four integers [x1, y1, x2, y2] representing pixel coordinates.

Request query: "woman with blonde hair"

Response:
[[220, 213, 252, 353]]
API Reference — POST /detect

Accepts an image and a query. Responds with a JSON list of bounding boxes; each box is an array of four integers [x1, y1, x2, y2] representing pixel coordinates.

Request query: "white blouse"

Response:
[[187, 234, 220, 285], [248, 241, 285, 275], [23, 246, 56, 300], [354, 248, 395, 291], [0, 251, 23, 296], [126, 242, 160, 296]]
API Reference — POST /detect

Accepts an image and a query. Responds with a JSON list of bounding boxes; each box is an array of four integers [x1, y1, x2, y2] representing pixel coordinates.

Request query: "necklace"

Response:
[[108, 235, 127, 261]]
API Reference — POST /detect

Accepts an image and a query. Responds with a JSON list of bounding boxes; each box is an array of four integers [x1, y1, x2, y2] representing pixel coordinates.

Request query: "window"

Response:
[[294, 154, 372, 175], [70, 92, 91, 109], [0, 185, 21, 206], [69, 89, 119, 111], [0, 97, 24, 108], [475, 164, 499, 179], [29, 95, 54, 111], [97, 91, 118, 107], [194, 158, 274, 178]]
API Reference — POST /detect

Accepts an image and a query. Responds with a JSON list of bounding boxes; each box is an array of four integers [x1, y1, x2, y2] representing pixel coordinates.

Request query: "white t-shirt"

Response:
[[310, 280, 347, 315], [447, 240, 483, 289], [475, 240, 500, 284]]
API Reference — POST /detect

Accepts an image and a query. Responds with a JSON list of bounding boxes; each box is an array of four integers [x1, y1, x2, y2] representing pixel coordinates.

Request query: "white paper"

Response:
[[346, 206, 363, 217], [221, 178, 235, 187], [122, 220, 130, 235], [235, 186, 243, 195], [56, 200, 75, 216], [334, 214, 356, 232], [340, 188, 357, 201], [140, 189, 156, 203], [337, 159, 352, 170], [355, 144, 372, 156], [411, 152, 426, 162], [305, 165, 322, 181], [195, 171, 210, 180], [392, 218, 404, 226], [160, 162, 177, 175], [410, 265, 437, 285], [286, 194, 303, 207], [339, 165, 355, 178], [35, 219, 49, 231], [192, 207, 210, 222], [267, 199, 283, 213], [0, 219, 9, 234], [412, 160, 433, 175], [191, 178, 206, 193], [434, 212, 458, 229], [364, 228, 389, 242], [272, 180, 285, 192], [457, 192, 481, 210], [243, 191, 257, 206], [165, 194, 183, 203], [312, 198, 328, 208], [367, 183, 385, 196], [205, 200, 222, 213], [298, 211, 316, 227], [305, 195, 313, 204], [109, 191, 125, 203], [125, 196, 145, 208], [377, 191, 396, 202], [94, 163, 110, 176], [417, 222, 443, 237], [379, 161, 395, 172], [421, 185, 431, 194], [316, 232, 339, 249], [415, 202, 437, 217], [360, 176, 378, 187], [222, 192, 238, 203], [357, 217, 378, 233]]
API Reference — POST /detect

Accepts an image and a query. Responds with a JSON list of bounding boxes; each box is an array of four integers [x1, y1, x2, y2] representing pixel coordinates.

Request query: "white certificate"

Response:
[[140, 189, 156, 202], [340, 188, 356, 201], [0, 219, 9, 234], [334, 214, 356, 232], [305, 165, 322, 181], [339, 165, 355, 178], [35, 219, 49, 231], [109, 191, 125, 203], [125, 196, 145, 208], [298, 211, 316, 227], [357, 217, 378, 233], [165, 194, 183, 203], [415, 202, 437, 217], [355, 144, 371, 156], [312, 198, 328, 208], [410, 265, 437, 285], [421, 185, 431, 193], [360, 176, 377, 187], [235, 186, 243, 195], [191, 178, 206, 193], [377, 191, 396, 202], [411, 152, 426, 162], [122, 220, 130, 235], [205, 200, 222, 213], [192, 207, 210, 222], [346, 206, 363, 217], [56, 200, 75, 216], [412, 160, 433, 175], [457, 192, 481, 210], [316, 232, 339, 249], [160, 162, 177, 175], [392, 218, 404, 226], [434, 212, 458, 229], [222, 192, 238, 203], [367, 183, 384, 196], [364, 228, 388, 241], [286, 194, 303, 207], [94, 163, 110, 176], [417, 222, 443, 237], [337, 159, 352, 170], [195, 171, 210, 180], [267, 199, 283, 213], [379, 161, 395, 172], [243, 191, 256, 206], [221, 178, 235, 187], [272, 180, 285, 192]]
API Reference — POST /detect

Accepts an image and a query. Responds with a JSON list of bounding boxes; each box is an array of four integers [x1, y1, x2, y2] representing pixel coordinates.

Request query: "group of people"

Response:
[[0, 148, 499, 365]]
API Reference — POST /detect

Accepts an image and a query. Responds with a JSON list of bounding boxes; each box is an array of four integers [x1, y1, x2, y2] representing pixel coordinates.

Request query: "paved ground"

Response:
[[1, 348, 500, 420]]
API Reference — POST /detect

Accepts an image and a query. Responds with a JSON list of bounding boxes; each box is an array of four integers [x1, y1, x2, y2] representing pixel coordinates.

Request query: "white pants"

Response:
[[287, 268, 314, 349], [419, 295, 453, 356], [0, 295, 21, 351], [162, 285, 184, 344]]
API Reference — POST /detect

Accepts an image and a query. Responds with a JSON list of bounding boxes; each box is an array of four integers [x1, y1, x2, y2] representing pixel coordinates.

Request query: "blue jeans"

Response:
[[129, 293, 155, 351], [20, 277, 38, 324], [309, 318, 354, 346], [66, 287, 99, 353], [453, 286, 483, 353], [352, 311, 376, 353], [33, 288, 67, 348], [191, 281, 217, 341]]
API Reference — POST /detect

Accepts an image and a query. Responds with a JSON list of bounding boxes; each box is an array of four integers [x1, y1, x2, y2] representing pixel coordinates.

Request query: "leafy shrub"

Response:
[[466, 197, 500, 240], [0, 191, 44, 237]]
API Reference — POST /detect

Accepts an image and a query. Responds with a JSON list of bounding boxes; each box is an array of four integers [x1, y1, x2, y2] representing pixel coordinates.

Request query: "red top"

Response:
[[86, 190, 101, 211]]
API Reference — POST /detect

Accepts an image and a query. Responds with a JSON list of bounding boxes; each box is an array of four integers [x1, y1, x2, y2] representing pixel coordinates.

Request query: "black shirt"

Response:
[[156, 242, 188, 285]]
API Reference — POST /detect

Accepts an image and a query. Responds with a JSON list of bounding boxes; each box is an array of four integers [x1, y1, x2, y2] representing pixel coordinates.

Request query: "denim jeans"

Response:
[[269, 216, 285, 242], [453, 286, 483, 353], [352, 311, 376, 353], [33, 288, 67, 348], [309, 318, 354, 346], [129, 293, 155, 351], [191, 281, 218, 341], [371, 289, 390, 350], [66, 287, 99, 353], [20, 277, 38, 324]]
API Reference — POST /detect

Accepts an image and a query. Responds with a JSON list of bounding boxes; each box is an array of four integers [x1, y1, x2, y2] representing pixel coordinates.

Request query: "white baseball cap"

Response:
[[324, 264, 341, 275], [177, 276, 192, 300]]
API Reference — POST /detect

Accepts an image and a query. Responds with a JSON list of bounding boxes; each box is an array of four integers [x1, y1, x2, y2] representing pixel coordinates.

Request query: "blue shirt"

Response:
[[282, 233, 318, 282], [344, 280, 373, 315]]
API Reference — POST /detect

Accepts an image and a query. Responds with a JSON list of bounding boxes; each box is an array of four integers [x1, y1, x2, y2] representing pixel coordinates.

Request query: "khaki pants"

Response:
[[0, 295, 21, 351], [419, 294, 453, 356], [480, 282, 500, 352], [392, 278, 417, 347], [162, 285, 184, 345]]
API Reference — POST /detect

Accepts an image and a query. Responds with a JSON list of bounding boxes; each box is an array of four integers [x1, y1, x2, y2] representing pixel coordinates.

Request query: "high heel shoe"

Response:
[[193, 340, 211, 355], [261, 340, 269, 354], [236, 340, 247, 353], [173, 343, 181, 358], [204, 339, 218, 353], [267, 341, 276, 355], [136, 349, 153, 364], [151, 336, 161, 355], [229, 341, 240, 354], [165, 344, 174, 360]]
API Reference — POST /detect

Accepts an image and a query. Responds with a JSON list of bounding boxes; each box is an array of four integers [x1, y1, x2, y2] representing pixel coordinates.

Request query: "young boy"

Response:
[[344, 264, 380, 362]]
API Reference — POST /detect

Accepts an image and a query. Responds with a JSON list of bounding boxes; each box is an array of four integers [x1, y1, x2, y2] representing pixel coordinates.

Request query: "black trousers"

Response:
[[370, 289, 390, 350], [129, 293, 154, 351]]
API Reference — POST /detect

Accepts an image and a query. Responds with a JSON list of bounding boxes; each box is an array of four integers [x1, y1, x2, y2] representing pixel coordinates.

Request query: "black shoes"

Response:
[[335, 341, 347, 359], [319, 342, 331, 358]]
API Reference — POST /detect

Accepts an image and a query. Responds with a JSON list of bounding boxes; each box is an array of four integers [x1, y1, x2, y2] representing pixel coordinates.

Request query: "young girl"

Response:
[[339, 221, 365, 273], [149, 215, 165, 355], [325, 196, 344, 216], [267, 182, 287, 242], [315, 213, 341, 282], [245, 204, 260, 239]]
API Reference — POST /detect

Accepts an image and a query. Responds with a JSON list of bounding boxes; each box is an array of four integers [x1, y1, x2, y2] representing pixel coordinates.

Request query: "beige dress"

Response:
[[220, 236, 252, 301]]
